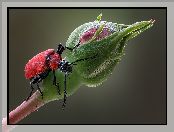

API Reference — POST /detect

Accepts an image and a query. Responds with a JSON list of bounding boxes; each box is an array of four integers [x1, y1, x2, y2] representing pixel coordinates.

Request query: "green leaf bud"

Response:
[[65, 15, 155, 87]]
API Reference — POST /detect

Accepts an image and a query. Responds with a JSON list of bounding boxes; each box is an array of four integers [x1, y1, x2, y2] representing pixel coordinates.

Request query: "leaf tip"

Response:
[[96, 13, 102, 22]]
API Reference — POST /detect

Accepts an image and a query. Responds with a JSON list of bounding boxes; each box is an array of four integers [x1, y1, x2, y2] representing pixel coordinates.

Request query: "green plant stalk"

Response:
[[2, 69, 82, 130]]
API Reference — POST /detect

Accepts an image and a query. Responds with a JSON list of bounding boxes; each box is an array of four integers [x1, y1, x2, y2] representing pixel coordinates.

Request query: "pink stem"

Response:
[[2, 91, 45, 127]]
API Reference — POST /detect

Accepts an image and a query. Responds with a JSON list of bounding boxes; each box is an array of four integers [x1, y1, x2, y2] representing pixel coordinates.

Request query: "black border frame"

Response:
[[7, 7, 167, 125]]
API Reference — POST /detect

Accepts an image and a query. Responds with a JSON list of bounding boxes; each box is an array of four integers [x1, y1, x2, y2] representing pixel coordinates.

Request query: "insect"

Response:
[[24, 44, 96, 108]]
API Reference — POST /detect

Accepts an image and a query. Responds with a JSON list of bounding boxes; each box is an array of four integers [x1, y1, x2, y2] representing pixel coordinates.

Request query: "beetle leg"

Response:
[[26, 82, 34, 101], [62, 73, 68, 109], [53, 70, 61, 95], [70, 54, 97, 65], [36, 82, 43, 99]]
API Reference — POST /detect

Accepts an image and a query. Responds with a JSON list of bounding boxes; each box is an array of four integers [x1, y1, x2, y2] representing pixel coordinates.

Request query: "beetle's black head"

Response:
[[59, 60, 72, 73], [56, 43, 65, 55]]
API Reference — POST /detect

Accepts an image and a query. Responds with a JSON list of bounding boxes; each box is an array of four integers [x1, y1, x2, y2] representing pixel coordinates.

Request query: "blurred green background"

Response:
[[9, 8, 166, 124]]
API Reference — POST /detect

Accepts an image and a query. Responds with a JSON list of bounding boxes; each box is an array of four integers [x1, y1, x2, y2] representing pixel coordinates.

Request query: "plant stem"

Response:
[[2, 69, 82, 132], [2, 90, 44, 126]]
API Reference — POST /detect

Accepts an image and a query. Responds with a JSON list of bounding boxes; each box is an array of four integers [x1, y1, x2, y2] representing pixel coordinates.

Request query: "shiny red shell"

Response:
[[24, 49, 62, 79]]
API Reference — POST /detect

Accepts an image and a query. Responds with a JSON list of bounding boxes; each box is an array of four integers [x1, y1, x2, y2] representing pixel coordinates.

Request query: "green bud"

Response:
[[66, 15, 155, 87]]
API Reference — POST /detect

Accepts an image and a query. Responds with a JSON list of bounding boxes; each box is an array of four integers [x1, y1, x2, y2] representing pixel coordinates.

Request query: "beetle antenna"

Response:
[[65, 41, 81, 51]]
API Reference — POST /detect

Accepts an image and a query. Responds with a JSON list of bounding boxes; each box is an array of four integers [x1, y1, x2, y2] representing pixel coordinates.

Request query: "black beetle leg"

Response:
[[36, 82, 43, 99], [62, 73, 68, 109], [26, 82, 34, 101], [53, 70, 61, 95]]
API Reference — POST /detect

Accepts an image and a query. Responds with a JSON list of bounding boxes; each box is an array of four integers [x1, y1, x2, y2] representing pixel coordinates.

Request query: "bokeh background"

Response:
[[9, 8, 166, 124]]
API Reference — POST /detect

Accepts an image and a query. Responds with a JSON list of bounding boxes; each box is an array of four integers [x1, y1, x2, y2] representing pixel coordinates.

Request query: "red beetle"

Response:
[[25, 44, 95, 108], [25, 44, 72, 108]]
